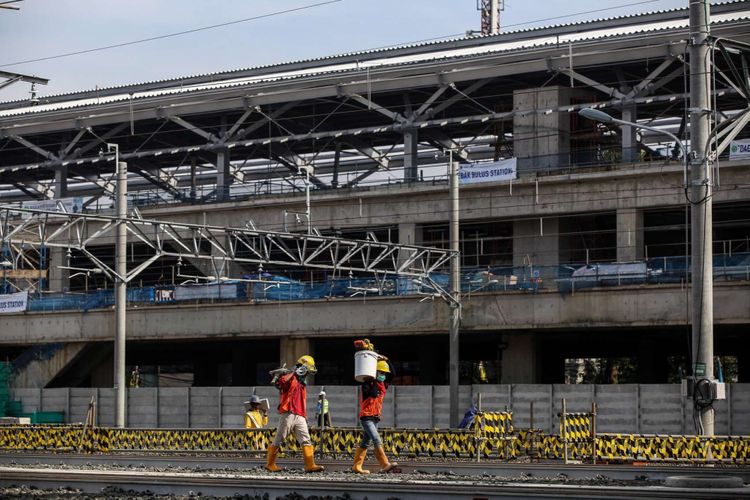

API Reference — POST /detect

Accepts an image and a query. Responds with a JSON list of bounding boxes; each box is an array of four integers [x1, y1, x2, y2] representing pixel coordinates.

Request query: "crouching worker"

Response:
[[265, 355, 325, 473], [353, 357, 397, 474]]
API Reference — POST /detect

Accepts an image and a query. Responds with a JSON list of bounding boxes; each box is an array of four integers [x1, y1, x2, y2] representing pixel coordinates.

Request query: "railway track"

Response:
[[1, 451, 749, 482], [0, 452, 748, 499], [0, 465, 748, 499]]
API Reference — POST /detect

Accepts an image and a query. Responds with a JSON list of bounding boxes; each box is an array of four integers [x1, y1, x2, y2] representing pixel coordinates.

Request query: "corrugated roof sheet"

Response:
[[0, 1, 748, 118]]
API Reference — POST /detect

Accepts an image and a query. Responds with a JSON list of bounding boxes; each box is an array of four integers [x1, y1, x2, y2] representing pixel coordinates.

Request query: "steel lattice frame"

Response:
[[0, 205, 457, 297]]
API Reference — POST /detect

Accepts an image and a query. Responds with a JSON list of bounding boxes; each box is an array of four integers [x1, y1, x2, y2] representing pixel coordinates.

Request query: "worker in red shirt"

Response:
[[352, 357, 397, 474], [265, 355, 324, 473]]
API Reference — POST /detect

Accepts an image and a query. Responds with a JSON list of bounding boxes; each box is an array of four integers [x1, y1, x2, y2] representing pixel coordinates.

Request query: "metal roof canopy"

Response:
[[0, 3, 748, 204]]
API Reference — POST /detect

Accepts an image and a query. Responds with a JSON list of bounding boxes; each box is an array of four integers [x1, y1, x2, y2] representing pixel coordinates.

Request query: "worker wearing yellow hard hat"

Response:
[[265, 354, 324, 473]]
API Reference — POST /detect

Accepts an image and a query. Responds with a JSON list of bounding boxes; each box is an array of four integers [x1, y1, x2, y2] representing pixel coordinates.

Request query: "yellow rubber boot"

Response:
[[265, 444, 281, 472], [302, 445, 325, 472], [374, 446, 397, 473], [352, 447, 370, 474]]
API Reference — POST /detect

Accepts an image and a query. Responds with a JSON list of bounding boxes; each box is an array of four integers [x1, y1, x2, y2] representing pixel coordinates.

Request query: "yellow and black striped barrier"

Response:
[[474, 411, 515, 459], [558, 399, 597, 463], [1, 424, 749, 463]]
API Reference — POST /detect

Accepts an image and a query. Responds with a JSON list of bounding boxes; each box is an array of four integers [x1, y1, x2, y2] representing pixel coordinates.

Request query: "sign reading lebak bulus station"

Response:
[[730, 139, 750, 160], [459, 158, 517, 185], [0, 291, 28, 314]]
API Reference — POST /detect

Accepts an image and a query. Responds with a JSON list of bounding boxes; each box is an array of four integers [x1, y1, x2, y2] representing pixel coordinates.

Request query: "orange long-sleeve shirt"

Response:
[[276, 372, 307, 417]]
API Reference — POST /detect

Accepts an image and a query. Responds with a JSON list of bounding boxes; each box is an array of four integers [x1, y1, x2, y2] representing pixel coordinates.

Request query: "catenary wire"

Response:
[[0, 1, 345, 68]]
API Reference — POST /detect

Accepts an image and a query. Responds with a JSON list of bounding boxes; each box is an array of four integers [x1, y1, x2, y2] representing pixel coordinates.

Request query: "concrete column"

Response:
[[513, 87, 571, 173], [398, 222, 419, 246], [215, 149, 231, 201], [621, 104, 639, 163], [500, 333, 539, 383], [403, 129, 418, 183], [47, 247, 70, 292], [512, 217, 560, 270], [616, 208, 644, 262], [54, 165, 68, 199], [280, 337, 312, 367]]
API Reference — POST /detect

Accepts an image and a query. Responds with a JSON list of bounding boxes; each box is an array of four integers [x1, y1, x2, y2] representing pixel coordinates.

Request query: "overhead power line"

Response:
[[0, 0, 23, 11], [0, 0, 343, 68]]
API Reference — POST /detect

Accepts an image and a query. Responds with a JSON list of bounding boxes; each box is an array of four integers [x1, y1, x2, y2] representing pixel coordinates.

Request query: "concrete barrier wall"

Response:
[[11, 384, 750, 435]]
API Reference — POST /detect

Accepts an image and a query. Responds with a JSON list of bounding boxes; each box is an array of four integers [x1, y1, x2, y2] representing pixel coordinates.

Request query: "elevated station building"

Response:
[[1, 2, 749, 389]]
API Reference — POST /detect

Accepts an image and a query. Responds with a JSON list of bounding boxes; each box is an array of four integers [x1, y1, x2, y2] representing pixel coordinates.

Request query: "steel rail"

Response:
[[0, 466, 748, 499], [1, 452, 749, 481]]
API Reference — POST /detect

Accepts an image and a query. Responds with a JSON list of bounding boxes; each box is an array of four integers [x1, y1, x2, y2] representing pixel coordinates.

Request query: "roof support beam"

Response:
[[63, 123, 130, 164], [348, 94, 408, 124], [131, 160, 183, 199], [627, 56, 678, 98], [342, 137, 390, 170], [61, 129, 87, 158], [559, 68, 626, 98], [344, 165, 380, 188], [421, 130, 470, 162], [234, 101, 298, 141], [12, 181, 54, 200], [273, 152, 328, 189], [10, 135, 58, 161], [424, 78, 493, 118], [169, 115, 221, 143], [224, 109, 255, 142], [415, 84, 450, 118]]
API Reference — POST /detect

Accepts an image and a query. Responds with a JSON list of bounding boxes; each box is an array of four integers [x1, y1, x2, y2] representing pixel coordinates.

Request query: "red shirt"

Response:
[[359, 380, 387, 420], [276, 372, 307, 417]]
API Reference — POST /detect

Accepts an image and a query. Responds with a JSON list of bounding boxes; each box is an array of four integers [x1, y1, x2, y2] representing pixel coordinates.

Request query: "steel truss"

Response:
[[1, 11, 748, 204], [0, 206, 457, 299]]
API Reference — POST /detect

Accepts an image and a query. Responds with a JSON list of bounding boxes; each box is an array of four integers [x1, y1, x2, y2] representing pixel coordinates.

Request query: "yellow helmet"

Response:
[[297, 355, 317, 373], [376, 359, 390, 374]]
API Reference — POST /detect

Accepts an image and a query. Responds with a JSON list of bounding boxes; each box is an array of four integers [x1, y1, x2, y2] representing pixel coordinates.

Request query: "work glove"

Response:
[[269, 364, 290, 384]]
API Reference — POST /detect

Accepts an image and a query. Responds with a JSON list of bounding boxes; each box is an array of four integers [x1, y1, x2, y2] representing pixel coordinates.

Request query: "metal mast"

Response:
[[478, 0, 501, 35]]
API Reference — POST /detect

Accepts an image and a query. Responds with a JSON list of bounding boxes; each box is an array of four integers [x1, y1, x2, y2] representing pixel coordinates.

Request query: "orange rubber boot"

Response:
[[352, 447, 370, 474], [302, 445, 325, 472], [374, 446, 397, 473], [265, 444, 282, 472]]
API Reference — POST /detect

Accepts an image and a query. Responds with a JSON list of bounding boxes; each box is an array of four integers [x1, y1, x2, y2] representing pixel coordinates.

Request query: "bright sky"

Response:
[[0, 0, 693, 103]]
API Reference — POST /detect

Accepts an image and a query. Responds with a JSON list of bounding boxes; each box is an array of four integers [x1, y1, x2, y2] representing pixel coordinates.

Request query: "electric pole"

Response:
[[689, 0, 714, 436], [449, 154, 461, 428]]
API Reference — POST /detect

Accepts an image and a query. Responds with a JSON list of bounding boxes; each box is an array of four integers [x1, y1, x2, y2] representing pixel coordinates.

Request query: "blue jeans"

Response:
[[359, 418, 382, 448]]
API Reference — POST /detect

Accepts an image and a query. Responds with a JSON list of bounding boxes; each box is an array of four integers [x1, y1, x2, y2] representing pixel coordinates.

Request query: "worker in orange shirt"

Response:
[[265, 355, 324, 473], [352, 356, 397, 474]]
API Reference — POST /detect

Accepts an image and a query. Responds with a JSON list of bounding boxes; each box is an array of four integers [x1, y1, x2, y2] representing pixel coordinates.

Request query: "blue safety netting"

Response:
[[27, 287, 156, 312], [5, 253, 748, 312]]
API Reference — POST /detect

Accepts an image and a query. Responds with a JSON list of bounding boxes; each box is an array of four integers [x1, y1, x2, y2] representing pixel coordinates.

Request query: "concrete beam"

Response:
[[1, 283, 747, 344]]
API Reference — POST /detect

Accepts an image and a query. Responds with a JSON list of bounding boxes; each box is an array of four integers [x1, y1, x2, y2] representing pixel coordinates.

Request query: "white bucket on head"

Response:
[[354, 350, 378, 382]]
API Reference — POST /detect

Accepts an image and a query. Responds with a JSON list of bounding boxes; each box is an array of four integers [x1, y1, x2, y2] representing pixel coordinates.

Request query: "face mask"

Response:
[[295, 365, 308, 378], [376, 374, 386, 382]]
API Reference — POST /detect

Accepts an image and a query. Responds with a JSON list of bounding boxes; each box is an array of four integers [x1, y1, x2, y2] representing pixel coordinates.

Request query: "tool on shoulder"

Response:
[[269, 363, 289, 384]]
